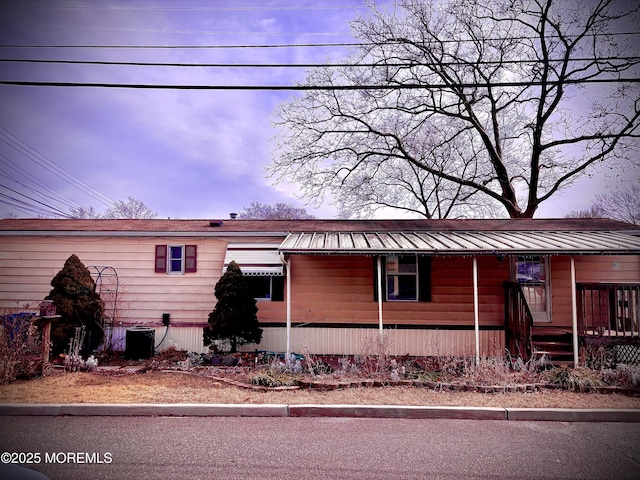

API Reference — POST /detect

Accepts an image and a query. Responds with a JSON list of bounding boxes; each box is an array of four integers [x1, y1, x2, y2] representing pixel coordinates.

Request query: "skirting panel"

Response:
[[110, 325, 505, 357], [254, 327, 505, 357], [109, 325, 207, 354]]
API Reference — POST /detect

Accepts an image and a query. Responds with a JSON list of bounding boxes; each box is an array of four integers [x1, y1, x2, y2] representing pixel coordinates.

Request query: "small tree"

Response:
[[240, 201, 315, 220], [46, 254, 104, 357], [203, 261, 262, 353]]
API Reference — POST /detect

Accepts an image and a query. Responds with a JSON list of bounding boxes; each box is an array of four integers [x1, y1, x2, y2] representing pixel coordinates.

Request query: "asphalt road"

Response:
[[0, 416, 639, 480]]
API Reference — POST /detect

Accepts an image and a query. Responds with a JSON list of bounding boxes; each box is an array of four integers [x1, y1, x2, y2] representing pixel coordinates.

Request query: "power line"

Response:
[[0, 78, 637, 90], [0, 153, 82, 211], [0, 43, 361, 49], [0, 4, 378, 11], [0, 126, 116, 208], [0, 183, 72, 218], [1, 56, 637, 68], [0, 21, 352, 37], [0, 31, 637, 49]]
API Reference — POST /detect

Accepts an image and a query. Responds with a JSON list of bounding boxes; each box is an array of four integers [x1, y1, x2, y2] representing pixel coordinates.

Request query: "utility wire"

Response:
[[0, 30, 637, 49], [0, 4, 378, 11], [1, 56, 637, 68], [0, 43, 361, 49], [0, 126, 116, 207], [0, 154, 82, 211], [0, 183, 72, 218], [0, 21, 352, 36], [0, 191, 58, 217], [1, 78, 637, 90]]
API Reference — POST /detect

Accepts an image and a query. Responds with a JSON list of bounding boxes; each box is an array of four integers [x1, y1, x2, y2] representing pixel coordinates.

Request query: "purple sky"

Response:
[[0, 1, 635, 220]]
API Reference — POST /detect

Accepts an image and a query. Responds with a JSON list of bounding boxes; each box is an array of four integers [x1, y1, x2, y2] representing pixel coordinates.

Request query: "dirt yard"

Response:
[[2, 369, 640, 409]]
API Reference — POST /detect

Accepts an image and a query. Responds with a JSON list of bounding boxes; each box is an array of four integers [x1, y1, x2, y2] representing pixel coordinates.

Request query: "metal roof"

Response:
[[278, 230, 640, 255]]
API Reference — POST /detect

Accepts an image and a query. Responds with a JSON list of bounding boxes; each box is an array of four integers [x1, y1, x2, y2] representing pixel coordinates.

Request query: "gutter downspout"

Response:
[[473, 256, 480, 364], [377, 256, 384, 336], [280, 254, 292, 357], [570, 256, 579, 365]]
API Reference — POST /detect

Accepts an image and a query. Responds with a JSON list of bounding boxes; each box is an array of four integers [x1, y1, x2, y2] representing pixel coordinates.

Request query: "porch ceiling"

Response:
[[278, 230, 640, 255]]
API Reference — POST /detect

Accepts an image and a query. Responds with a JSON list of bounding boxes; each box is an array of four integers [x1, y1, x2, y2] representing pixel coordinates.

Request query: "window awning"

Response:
[[278, 230, 640, 255], [223, 243, 284, 276]]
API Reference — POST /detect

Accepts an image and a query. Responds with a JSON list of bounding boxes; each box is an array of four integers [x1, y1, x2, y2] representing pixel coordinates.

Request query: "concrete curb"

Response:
[[0, 403, 289, 417], [504, 408, 640, 423], [1, 404, 639, 422], [288, 404, 507, 420]]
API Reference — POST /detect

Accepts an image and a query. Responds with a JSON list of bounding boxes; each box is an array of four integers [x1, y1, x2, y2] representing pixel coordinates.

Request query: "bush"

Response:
[[0, 311, 43, 384], [203, 261, 262, 353], [47, 254, 104, 357]]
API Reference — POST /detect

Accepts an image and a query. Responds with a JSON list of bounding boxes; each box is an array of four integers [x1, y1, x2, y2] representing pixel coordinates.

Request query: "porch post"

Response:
[[570, 256, 579, 365], [377, 255, 384, 336], [473, 256, 480, 364], [282, 255, 292, 357]]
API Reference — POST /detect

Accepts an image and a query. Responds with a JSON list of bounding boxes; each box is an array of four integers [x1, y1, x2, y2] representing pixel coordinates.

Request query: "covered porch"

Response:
[[278, 228, 640, 363]]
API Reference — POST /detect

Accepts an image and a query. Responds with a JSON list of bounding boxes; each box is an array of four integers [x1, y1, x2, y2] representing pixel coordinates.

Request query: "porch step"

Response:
[[531, 326, 573, 336], [531, 327, 574, 367]]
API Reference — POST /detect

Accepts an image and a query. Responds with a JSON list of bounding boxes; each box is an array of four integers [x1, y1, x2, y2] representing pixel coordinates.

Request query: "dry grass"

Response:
[[1, 370, 640, 409]]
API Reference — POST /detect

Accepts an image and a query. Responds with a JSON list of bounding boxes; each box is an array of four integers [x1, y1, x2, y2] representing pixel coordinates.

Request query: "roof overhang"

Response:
[[278, 231, 640, 256]]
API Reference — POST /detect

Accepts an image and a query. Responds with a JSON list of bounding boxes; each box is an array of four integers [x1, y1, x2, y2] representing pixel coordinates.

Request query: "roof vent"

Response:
[[229, 212, 238, 219], [209, 220, 224, 227]]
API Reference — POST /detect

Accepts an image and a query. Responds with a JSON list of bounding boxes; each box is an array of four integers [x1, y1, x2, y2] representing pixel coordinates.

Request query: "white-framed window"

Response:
[[155, 244, 197, 274], [386, 255, 418, 301], [168, 245, 185, 274], [514, 255, 551, 321]]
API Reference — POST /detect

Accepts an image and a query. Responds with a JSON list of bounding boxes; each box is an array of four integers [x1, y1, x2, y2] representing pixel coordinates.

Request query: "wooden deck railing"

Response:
[[504, 281, 534, 361], [577, 283, 640, 339]]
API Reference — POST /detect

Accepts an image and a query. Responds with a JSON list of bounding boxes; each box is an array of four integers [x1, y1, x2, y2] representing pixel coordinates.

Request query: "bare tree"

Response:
[[68, 206, 101, 219], [564, 205, 605, 219], [240, 201, 316, 220], [270, 0, 640, 218], [69, 196, 157, 219], [593, 184, 640, 225], [566, 183, 639, 224]]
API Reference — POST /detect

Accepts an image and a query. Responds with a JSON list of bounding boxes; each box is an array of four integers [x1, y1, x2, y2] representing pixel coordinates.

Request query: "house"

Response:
[[0, 217, 639, 364]]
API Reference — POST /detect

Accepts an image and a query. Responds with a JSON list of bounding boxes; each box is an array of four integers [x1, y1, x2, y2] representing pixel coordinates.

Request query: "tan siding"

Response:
[[0, 237, 220, 324], [287, 255, 508, 328], [575, 256, 640, 283], [549, 255, 640, 327]]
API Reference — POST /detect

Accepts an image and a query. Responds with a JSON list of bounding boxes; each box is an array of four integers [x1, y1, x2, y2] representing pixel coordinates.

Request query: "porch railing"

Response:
[[504, 281, 534, 361], [577, 283, 640, 338]]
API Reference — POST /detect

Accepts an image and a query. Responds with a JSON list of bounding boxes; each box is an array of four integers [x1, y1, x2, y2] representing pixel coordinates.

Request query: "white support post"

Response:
[[377, 256, 384, 336], [281, 255, 292, 357], [473, 256, 480, 364], [570, 256, 579, 366]]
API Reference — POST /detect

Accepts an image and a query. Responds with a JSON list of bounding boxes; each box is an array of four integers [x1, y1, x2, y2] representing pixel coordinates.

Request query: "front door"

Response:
[[515, 256, 551, 322]]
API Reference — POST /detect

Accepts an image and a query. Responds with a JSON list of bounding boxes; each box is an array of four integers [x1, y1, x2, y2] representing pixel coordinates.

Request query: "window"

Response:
[[155, 244, 197, 274], [515, 255, 546, 283], [245, 275, 285, 301], [374, 255, 431, 302], [387, 255, 418, 301], [514, 255, 550, 321]]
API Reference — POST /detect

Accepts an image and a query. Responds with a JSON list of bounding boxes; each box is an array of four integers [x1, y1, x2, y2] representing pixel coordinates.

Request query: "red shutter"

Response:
[[185, 245, 197, 273], [155, 245, 167, 273]]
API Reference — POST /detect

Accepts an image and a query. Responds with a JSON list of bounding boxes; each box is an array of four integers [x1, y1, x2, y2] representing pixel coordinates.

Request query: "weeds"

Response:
[[601, 364, 640, 389], [249, 371, 299, 387], [542, 366, 605, 392], [63, 326, 99, 372]]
